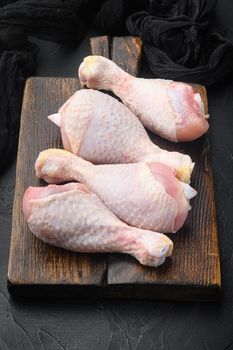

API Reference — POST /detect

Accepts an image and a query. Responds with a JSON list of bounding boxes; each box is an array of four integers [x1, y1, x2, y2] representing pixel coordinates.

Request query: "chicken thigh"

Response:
[[23, 183, 173, 267], [35, 149, 196, 233], [78, 56, 209, 142], [48, 89, 193, 183]]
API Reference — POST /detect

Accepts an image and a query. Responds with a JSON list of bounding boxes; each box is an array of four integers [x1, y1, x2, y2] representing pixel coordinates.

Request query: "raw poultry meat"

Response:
[[78, 56, 209, 142], [48, 89, 194, 183], [23, 182, 173, 267], [35, 149, 196, 233]]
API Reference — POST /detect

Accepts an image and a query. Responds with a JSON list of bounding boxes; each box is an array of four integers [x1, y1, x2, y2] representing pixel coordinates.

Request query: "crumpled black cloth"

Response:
[[127, 13, 233, 84], [0, 33, 38, 173], [0, 0, 102, 173], [126, 0, 233, 85], [94, 0, 149, 35], [0, 0, 233, 172]]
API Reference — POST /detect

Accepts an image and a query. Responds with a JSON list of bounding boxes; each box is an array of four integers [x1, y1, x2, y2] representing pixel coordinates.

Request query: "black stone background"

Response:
[[1, 1, 233, 349]]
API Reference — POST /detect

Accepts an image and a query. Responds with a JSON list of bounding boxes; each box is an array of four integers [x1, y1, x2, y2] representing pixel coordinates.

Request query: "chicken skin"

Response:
[[48, 89, 194, 183], [35, 149, 196, 233], [23, 182, 173, 267], [78, 56, 209, 142]]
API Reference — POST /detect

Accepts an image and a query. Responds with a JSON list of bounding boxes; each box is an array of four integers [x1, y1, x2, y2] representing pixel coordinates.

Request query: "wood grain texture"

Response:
[[90, 36, 142, 76], [8, 78, 107, 296], [91, 36, 220, 301], [7, 36, 220, 300], [111, 37, 142, 76], [90, 36, 110, 57]]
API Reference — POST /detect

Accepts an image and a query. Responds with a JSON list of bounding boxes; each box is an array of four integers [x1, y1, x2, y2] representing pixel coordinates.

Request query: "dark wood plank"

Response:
[[7, 77, 107, 296], [8, 36, 220, 300], [90, 36, 110, 57], [92, 36, 220, 301], [112, 37, 142, 76], [107, 135, 220, 300], [90, 36, 142, 77]]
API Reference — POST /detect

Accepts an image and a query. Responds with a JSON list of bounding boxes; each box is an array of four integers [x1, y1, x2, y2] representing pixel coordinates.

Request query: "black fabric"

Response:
[[0, 0, 232, 172], [0, 0, 102, 173], [126, 0, 233, 85], [94, 0, 149, 35], [0, 38, 38, 172]]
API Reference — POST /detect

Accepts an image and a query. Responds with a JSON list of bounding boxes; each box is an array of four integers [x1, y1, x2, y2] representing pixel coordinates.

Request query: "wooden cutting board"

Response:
[[7, 36, 221, 301]]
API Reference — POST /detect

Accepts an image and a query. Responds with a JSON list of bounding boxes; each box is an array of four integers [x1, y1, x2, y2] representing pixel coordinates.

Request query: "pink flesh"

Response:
[[148, 162, 188, 231], [23, 183, 89, 220], [168, 82, 209, 141]]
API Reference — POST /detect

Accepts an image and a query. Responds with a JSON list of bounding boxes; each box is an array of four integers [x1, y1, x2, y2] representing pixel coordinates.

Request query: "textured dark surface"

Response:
[[1, 1, 233, 348]]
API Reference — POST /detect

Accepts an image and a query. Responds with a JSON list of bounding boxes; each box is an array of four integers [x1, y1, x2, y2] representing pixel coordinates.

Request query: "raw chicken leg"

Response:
[[35, 149, 196, 233], [78, 56, 209, 142], [48, 89, 193, 183], [23, 182, 173, 267]]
